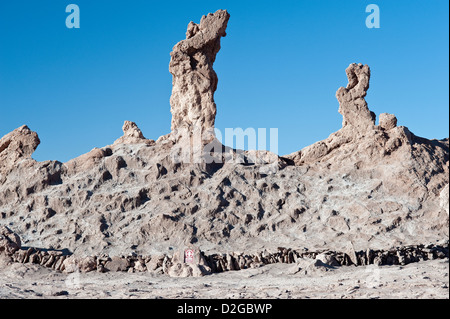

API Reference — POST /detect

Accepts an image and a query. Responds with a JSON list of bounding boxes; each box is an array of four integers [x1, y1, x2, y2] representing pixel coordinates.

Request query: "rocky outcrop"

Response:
[[441, 184, 449, 215], [337, 63, 376, 131], [0, 226, 21, 255], [379, 113, 398, 131], [286, 64, 448, 189], [0, 125, 40, 174], [2, 229, 448, 276], [0, 11, 448, 264], [168, 9, 230, 142], [166, 247, 212, 277], [113, 121, 154, 146], [287, 63, 398, 166]]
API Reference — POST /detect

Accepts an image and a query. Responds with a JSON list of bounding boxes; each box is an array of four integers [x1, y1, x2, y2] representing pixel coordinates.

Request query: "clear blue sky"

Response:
[[1, 0, 448, 162]]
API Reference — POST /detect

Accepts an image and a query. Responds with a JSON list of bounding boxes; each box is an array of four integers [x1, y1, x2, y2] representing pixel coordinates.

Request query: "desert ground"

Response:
[[0, 254, 448, 299]]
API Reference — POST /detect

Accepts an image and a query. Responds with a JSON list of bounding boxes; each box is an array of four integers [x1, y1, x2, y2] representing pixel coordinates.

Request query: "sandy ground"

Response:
[[0, 257, 448, 299]]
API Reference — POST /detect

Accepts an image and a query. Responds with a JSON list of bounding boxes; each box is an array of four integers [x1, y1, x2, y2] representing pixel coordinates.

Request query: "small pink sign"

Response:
[[184, 249, 194, 264]]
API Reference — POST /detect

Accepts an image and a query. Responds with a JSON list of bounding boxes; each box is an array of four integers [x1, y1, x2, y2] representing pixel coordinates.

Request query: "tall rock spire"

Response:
[[169, 10, 230, 140], [336, 63, 376, 131]]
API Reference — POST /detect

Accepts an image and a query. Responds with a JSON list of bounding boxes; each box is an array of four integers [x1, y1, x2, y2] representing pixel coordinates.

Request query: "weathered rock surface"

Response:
[[2, 231, 448, 277], [114, 121, 155, 146], [0, 226, 21, 255], [440, 184, 449, 215], [285, 64, 449, 252], [379, 113, 398, 131], [337, 63, 375, 131], [0, 11, 448, 264], [0, 125, 40, 175], [168, 9, 230, 142]]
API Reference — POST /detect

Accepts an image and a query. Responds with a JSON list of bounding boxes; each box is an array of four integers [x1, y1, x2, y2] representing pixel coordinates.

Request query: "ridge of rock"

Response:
[[0, 11, 448, 258]]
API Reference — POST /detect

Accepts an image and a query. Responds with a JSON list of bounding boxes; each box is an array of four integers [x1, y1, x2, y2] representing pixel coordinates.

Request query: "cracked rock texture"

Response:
[[168, 9, 230, 142], [336, 63, 376, 131], [0, 11, 448, 262], [113, 121, 154, 146], [0, 226, 21, 255], [0, 125, 40, 175]]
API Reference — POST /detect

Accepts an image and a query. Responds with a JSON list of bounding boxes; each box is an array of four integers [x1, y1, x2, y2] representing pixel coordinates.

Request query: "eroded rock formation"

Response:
[[379, 113, 398, 131], [0, 225, 21, 255], [337, 63, 376, 131], [0, 11, 448, 268], [1, 227, 447, 277], [0, 125, 40, 174], [113, 121, 154, 145], [168, 9, 230, 141]]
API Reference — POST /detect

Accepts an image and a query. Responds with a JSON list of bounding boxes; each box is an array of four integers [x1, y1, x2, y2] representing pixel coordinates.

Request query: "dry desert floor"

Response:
[[0, 256, 448, 299]]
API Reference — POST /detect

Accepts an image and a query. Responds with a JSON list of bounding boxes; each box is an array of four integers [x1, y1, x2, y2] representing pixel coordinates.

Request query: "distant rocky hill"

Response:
[[1, 10, 448, 261]]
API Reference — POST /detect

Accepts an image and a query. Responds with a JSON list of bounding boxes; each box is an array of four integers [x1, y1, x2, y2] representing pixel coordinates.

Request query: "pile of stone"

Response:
[[204, 244, 449, 271]]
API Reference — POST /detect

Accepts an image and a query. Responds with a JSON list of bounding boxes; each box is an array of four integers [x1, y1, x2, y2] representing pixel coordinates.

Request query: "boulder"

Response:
[[79, 256, 97, 273], [315, 252, 340, 267], [379, 113, 398, 130], [0, 226, 21, 255], [62, 255, 80, 274], [104, 256, 130, 272]]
